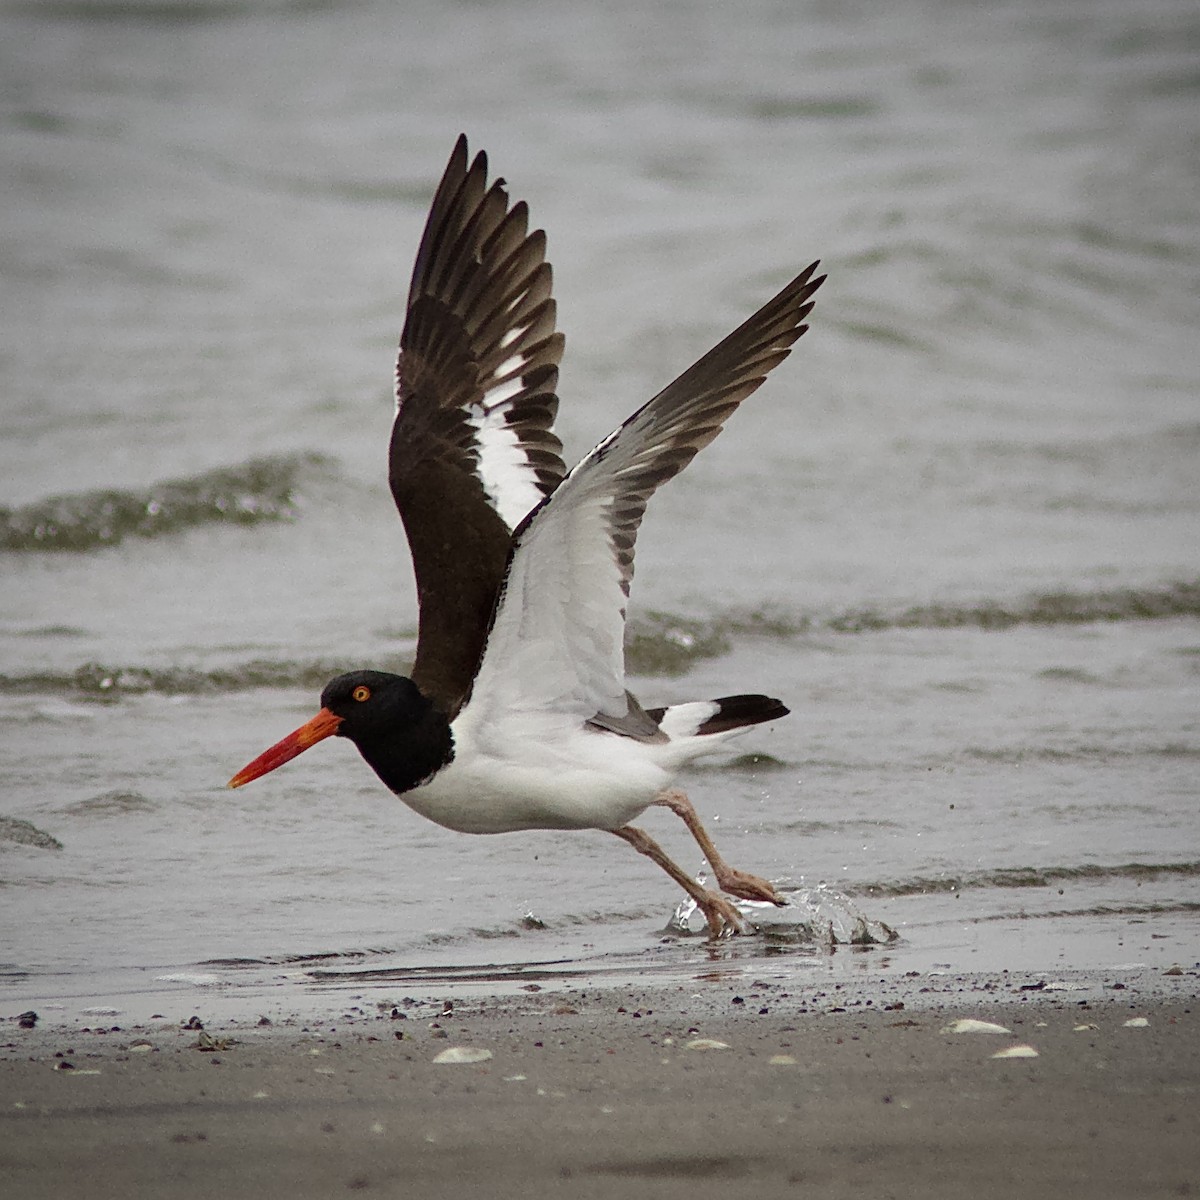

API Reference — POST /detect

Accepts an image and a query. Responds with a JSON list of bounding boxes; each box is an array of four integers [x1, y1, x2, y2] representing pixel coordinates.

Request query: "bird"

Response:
[[228, 135, 824, 938]]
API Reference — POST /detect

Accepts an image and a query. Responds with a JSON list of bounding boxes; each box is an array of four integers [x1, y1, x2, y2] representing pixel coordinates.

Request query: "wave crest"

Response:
[[1, 453, 331, 551], [856, 860, 1200, 898]]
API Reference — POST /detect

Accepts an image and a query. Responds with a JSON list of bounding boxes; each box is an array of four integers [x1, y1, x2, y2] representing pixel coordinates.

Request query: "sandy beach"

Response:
[[3, 966, 1196, 1199]]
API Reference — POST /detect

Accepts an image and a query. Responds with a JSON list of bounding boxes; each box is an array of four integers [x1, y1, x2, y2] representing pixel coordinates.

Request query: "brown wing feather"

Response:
[[390, 135, 566, 715]]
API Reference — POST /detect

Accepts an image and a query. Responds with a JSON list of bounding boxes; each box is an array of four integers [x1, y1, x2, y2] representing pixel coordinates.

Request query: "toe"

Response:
[[718, 870, 784, 906], [696, 892, 748, 938]]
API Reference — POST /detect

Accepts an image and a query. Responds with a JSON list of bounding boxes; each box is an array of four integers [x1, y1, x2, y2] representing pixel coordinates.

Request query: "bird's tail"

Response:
[[648, 694, 789, 740]]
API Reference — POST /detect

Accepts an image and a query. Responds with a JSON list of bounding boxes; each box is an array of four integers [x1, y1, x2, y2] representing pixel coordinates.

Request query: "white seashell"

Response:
[[942, 1018, 1011, 1035], [991, 1044, 1039, 1059], [433, 1046, 493, 1064]]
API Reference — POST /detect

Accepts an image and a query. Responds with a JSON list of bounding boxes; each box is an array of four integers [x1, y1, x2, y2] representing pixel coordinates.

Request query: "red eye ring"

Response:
[[352, 685, 371, 703]]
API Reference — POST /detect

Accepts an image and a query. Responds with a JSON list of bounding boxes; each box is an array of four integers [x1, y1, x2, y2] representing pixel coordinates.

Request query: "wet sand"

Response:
[[3, 967, 1197, 1198]]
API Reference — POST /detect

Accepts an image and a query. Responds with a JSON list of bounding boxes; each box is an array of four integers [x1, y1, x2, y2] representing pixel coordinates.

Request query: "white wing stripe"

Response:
[[469, 405, 547, 529]]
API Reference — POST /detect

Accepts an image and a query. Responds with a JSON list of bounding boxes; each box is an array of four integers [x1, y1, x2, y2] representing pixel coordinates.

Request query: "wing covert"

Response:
[[466, 263, 825, 733]]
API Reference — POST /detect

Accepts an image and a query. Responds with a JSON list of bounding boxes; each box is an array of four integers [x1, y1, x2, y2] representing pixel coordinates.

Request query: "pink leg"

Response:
[[654, 787, 785, 906], [612, 825, 748, 938]]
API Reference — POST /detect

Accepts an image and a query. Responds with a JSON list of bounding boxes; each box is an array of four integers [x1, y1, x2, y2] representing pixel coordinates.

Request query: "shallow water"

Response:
[[2, 0, 1197, 1018]]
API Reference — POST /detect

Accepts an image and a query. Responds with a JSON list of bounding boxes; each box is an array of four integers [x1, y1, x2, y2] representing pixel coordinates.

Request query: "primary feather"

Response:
[[390, 134, 566, 716]]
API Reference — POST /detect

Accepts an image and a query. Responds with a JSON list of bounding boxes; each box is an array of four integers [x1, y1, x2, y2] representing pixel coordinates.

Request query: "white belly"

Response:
[[400, 721, 672, 834]]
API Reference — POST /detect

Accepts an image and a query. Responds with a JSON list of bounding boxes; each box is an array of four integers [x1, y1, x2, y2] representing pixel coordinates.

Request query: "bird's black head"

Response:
[[319, 670, 429, 743], [228, 669, 451, 796]]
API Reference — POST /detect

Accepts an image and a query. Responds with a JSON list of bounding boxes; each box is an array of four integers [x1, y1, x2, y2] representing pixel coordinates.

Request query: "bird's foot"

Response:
[[694, 888, 751, 939], [713, 866, 786, 907]]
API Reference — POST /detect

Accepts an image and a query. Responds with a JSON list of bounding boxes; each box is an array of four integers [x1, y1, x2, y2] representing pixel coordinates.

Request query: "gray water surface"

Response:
[[2, 0, 1197, 1018]]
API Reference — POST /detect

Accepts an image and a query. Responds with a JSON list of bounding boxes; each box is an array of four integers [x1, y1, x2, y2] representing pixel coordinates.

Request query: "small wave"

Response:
[[789, 580, 1200, 634], [676, 579, 1200, 665], [714, 752, 789, 773], [199, 949, 386, 969], [626, 581, 1200, 675], [855, 860, 1200, 898], [738, 93, 882, 122], [4, 578, 1195, 697], [0, 657, 382, 698], [961, 742, 1200, 765], [62, 790, 157, 817], [761, 579, 1200, 639], [685, 751, 792, 775], [306, 959, 607, 987], [0, 452, 331, 552], [26, 0, 325, 25], [975, 901, 1200, 922], [625, 610, 731, 676], [0, 817, 63, 852]]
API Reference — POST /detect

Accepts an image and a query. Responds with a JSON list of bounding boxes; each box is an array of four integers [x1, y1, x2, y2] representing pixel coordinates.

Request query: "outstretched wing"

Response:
[[463, 262, 825, 735], [390, 135, 566, 715]]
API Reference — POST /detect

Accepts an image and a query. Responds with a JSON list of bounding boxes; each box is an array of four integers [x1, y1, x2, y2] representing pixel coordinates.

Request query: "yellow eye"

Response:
[[352, 685, 371, 703]]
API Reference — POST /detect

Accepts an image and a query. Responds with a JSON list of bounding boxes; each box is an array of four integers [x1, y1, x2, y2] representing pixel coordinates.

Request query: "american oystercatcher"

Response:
[[229, 135, 824, 937]]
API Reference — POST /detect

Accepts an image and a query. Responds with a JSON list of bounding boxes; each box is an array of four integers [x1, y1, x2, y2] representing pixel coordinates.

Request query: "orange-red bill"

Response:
[[227, 707, 343, 788]]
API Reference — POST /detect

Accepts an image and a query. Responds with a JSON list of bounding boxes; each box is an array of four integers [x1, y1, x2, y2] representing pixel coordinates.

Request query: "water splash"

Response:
[[669, 879, 897, 945]]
